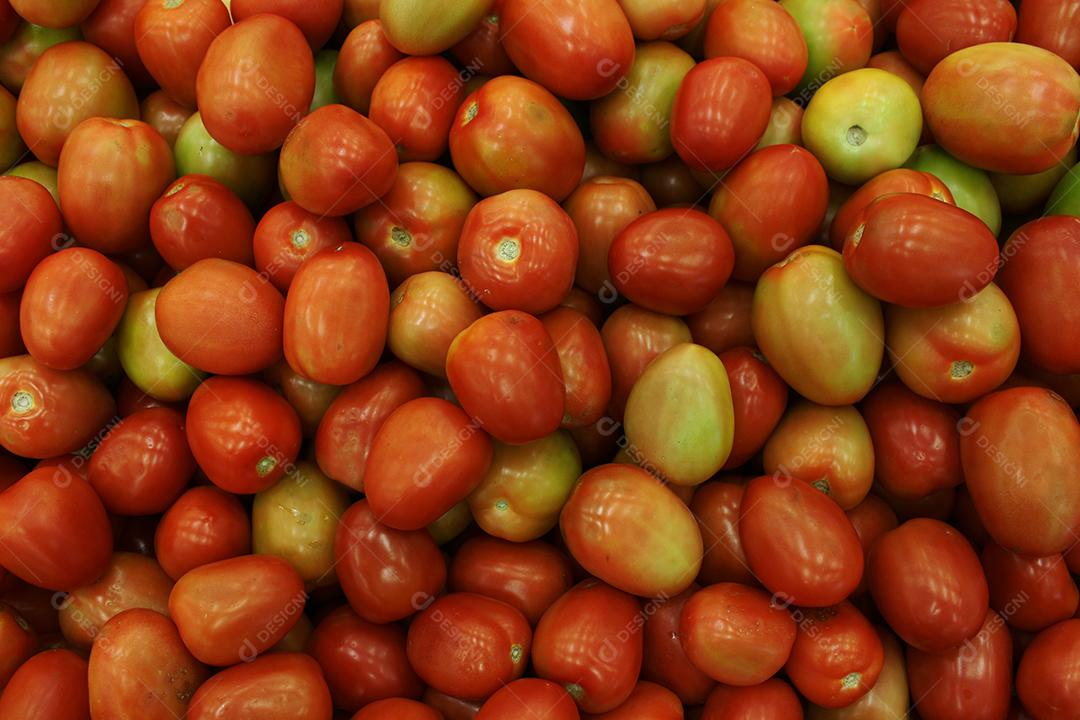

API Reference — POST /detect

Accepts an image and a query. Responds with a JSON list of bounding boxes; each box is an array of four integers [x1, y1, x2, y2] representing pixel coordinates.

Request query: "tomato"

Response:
[[533, 581, 642, 713], [639, 588, 715, 705], [752, 245, 884, 406], [583, 681, 681, 719], [169, 554, 305, 665], [885, 284, 1020, 404], [447, 311, 565, 444], [860, 382, 961, 501], [755, 97, 803, 150], [982, 542, 1078, 633], [151, 175, 255, 271], [990, 143, 1075, 215], [0, 23, 81, 94], [686, 283, 754, 356], [868, 518, 988, 652], [334, 499, 446, 623], [250, 205, 345, 293], [0, 602, 34, 687], [0, 84, 21, 171], [154, 486, 250, 581], [81, 0, 152, 89], [352, 698, 442, 720], [10, 0, 98, 26], [0, 649, 89, 719], [1017, 0, 1080, 70], [334, 19, 402, 114], [559, 289, 604, 326], [602, 304, 691, 420], [0, 2, 14, 44], [680, 583, 796, 686], [1016, 619, 1080, 720], [904, 144, 1002, 235], [897, 0, 1016, 76], [187, 652, 331, 720], [540, 307, 612, 428], [780, 0, 872, 96], [140, 90, 192, 148], [115, 289, 203, 403], [702, 679, 802, 720], [368, 56, 463, 162], [0, 291, 21, 358], [829, 168, 952, 250], [134, 0, 229, 107], [279, 104, 397, 216], [262, 361, 341, 437], [804, 628, 908, 719], [448, 0, 512, 73], [704, 0, 807, 96], [231, 0, 341, 49], [475, 678, 577, 720], [690, 482, 753, 586], [785, 602, 882, 708], [157, 259, 285, 375], [717, 348, 787, 469], [376, 0, 488, 53], [173, 112, 277, 208]]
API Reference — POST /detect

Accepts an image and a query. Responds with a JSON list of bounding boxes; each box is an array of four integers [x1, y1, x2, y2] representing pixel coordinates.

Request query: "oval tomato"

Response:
[[0, 176, 62, 293], [779, 0, 873, 96], [1017, 0, 1080, 70], [151, 174, 256, 271], [352, 698, 443, 720], [186, 652, 332, 720], [135, 0, 230, 107], [691, 481, 754, 586], [154, 486, 251, 580], [230, 0, 342, 49], [369, 56, 464, 162], [378, 0, 491, 55], [829, 168, 952, 250], [477, 678, 578, 720], [982, 541, 1078, 633], [173, 112, 277, 207], [333, 19, 403, 114], [785, 601, 883, 708], [718, 347, 787, 469], [0, 648, 89, 720], [704, 0, 807, 95], [602, 304, 691, 420], [641, 587, 715, 705], [10, 0, 99, 26], [540, 307, 612, 428], [1016, 619, 1080, 720], [253, 201, 350, 292], [686, 283, 755, 355], [0, 602, 34, 686], [896, 0, 1017, 75], [116, 288, 205, 403], [702, 679, 802, 720]]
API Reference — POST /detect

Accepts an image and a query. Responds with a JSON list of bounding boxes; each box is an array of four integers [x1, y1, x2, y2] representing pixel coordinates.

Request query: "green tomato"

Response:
[[780, 0, 873, 98], [116, 289, 206, 402], [310, 49, 340, 112], [174, 111, 276, 208], [0, 22, 82, 93], [427, 501, 473, 545], [5, 161, 57, 205], [905, 145, 1002, 237], [991, 146, 1076, 215], [1045, 159, 1080, 218]]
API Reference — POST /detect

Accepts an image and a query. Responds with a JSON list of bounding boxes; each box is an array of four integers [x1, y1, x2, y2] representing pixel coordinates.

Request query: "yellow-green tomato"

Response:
[[116, 289, 205, 402], [379, 0, 493, 55], [990, 146, 1076, 215], [6, 160, 58, 205], [252, 462, 350, 587], [802, 68, 922, 185], [468, 431, 582, 542], [905, 144, 1001, 236], [428, 501, 472, 545], [752, 245, 884, 406], [560, 463, 703, 597], [623, 343, 734, 486]]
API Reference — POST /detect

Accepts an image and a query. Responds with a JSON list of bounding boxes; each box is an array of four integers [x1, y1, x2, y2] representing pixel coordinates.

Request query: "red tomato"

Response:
[[279, 104, 398, 216], [0, 292, 21, 359], [609, 208, 734, 315], [81, 0, 153, 88], [0, 177, 61, 293], [334, 19, 403, 114], [230, 0, 342, 49], [896, 0, 1016, 75], [601, 304, 691, 420], [156, 258, 285, 375], [58, 552, 172, 646], [10, 0, 99, 26], [307, 605, 422, 712], [686, 282, 755, 355], [196, 14, 313, 154], [0, 466, 111, 590], [784, 601, 883, 707], [533, 581, 643, 714], [641, 587, 715, 705], [1016, 619, 1080, 719], [718, 347, 788, 468], [253, 201, 350, 292], [1017, 0, 1080, 70], [135, 0, 230, 108], [447, 311, 565, 444], [334, 499, 447, 623], [16, 41, 138, 167], [679, 582, 797, 686], [262, 363, 341, 438], [960, 387, 1080, 556], [19, 248, 127, 370], [352, 698, 442, 720], [670, 57, 772, 173], [691, 481, 754, 586], [739, 475, 864, 606], [540, 307, 612, 428], [185, 376, 301, 494], [477, 678, 579, 720], [844, 494, 898, 594], [982, 542, 1078, 633], [169, 554, 305, 666], [388, 273, 484, 379], [154, 486, 251, 580], [187, 652, 332, 720], [704, 0, 808, 95], [701, 679, 802, 720], [829, 168, 952, 250], [151, 175, 256, 271], [370, 56, 464, 162], [0, 649, 90, 720], [0, 602, 34, 686], [907, 609, 1012, 720], [582, 681, 681, 719], [449, 76, 585, 202], [364, 397, 493, 530], [501, 0, 634, 100], [868, 518, 988, 652]]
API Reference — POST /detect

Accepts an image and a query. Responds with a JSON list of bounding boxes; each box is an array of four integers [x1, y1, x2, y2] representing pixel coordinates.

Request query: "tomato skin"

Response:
[[740, 476, 864, 607], [10, 0, 99, 27], [582, 681, 681, 719], [447, 311, 565, 445], [369, 56, 463, 162], [1017, 0, 1080, 70], [671, 57, 772, 172], [704, 0, 807, 96], [640, 587, 715, 705], [252, 202, 348, 292], [116, 288, 205, 404], [701, 679, 802, 720], [334, 500, 447, 624], [0, 648, 89, 720], [450, 1, 514, 77], [540, 307, 612, 428], [151, 175, 256, 271], [231, 0, 342, 49], [1016, 619, 1080, 720], [353, 698, 444, 720], [81, 0, 152, 89], [785, 602, 883, 708], [690, 482, 754, 586], [306, 605, 421, 712], [157, 259, 285, 375], [829, 168, 952, 250], [154, 486, 251, 580], [981, 542, 1077, 633], [16, 41, 138, 167], [896, 0, 1016, 76], [0, 23, 81, 94], [718, 348, 787, 469], [186, 377, 301, 495], [780, 0, 873, 95], [280, 104, 398, 216], [680, 583, 797, 686], [0, 291, 21, 358], [0, 602, 34, 687], [686, 283, 754, 356], [187, 652, 332, 720], [533, 581, 643, 714], [0, 355, 115, 458], [868, 518, 988, 652], [477, 678, 578, 720], [501, 0, 633, 101], [334, 20, 403, 115], [602, 304, 691, 420], [135, 0, 230, 108], [0, 177, 60, 294], [449, 76, 585, 202], [173, 112, 278, 208]]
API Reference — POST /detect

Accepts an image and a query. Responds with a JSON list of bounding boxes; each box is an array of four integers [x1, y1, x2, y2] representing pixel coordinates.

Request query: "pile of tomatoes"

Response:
[[1, 0, 1080, 717]]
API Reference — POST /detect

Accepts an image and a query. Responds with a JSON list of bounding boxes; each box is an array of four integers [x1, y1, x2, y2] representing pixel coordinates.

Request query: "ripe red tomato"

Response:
[[704, 0, 808, 95], [364, 397, 493, 530], [0, 602, 34, 686], [477, 678, 579, 720], [186, 652, 333, 720], [1017, 0, 1080, 69], [896, 0, 1017, 75], [334, 500, 447, 623], [602, 304, 691, 420], [81, 0, 153, 89], [785, 601, 883, 708], [253, 201, 350, 292], [151, 175, 257, 271], [352, 698, 442, 720], [686, 282, 755, 355], [154, 486, 251, 580], [369, 56, 464, 162], [19, 248, 128, 370], [10, 0, 99, 26], [1016, 619, 1080, 719], [156, 259, 285, 375], [0, 176, 61, 293], [231, 0, 343, 49], [679, 583, 797, 686], [540, 307, 612, 428], [583, 681, 682, 719], [829, 168, 953, 250], [701, 679, 802, 720], [641, 587, 716, 705], [0, 649, 90, 720], [691, 481, 754, 586], [982, 542, 1078, 633], [449, 76, 585, 201], [135, 0, 230, 107], [334, 19, 403, 114], [449, 0, 514, 76], [533, 581, 643, 714], [718, 347, 788, 468], [868, 518, 989, 652], [185, 376, 301, 494], [447, 311, 565, 444]]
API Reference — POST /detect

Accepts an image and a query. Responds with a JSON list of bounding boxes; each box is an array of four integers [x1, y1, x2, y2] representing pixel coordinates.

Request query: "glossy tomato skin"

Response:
[[352, 698, 443, 720], [141, 85, 195, 143], [981, 542, 1078, 633], [0, 648, 90, 720], [609, 208, 734, 315], [679, 583, 797, 686], [173, 111, 277, 207], [334, 500, 447, 624], [10, 0, 99, 27], [151, 174, 256, 271], [81, 0, 153, 89], [334, 19, 403, 115], [960, 387, 1080, 556], [154, 486, 251, 580], [533, 581, 643, 714], [701, 679, 802, 720], [449, 76, 585, 202], [185, 376, 301, 494], [0, 602, 34, 686], [1016, 619, 1080, 720], [135, 0, 231, 108], [868, 518, 988, 652], [540, 307, 612, 428], [0, 176, 62, 293], [447, 311, 565, 444], [187, 652, 332, 720], [583, 681, 681, 719], [19, 248, 127, 370], [231, 0, 342, 49], [369, 56, 463, 162], [686, 283, 754, 355], [449, 0, 515, 76], [829, 168, 953, 250], [377, 0, 491, 56], [780, 0, 873, 96], [364, 397, 493, 530], [1017, 0, 1080, 70], [477, 678, 579, 720], [196, 14, 314, 155], [896, 0, 1016, 75], [641, 587, 716, 705], [58, 552, 171, 647], [704, 0, 807, 95], [306, 605, 422, 712], [719, 347, 788, 469], [602, 304, 691, 420], [501, 0, 634, 100], [691, 481, 754, 586], [253, 201, 350, 292], [785, 601, 883, 708]]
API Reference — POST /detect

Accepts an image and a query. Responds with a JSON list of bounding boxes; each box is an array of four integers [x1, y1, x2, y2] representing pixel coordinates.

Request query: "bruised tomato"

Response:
[[151, 175, 257, 271]]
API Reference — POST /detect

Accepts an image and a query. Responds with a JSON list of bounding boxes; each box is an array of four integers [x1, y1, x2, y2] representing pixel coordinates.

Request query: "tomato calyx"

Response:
[[10, 391, 35, 415], [951, 360, 974, 379], [255, 456, 279, 477]]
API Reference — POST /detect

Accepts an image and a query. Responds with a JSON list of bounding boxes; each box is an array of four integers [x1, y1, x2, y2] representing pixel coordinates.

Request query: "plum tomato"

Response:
[[135, 0, 231, 108], [476, 678, 579, 720], [779, 0, 873, 96], [896, 0, 1017, 75], [378, 0, 492, 56], [151, 174, 257, 271], [692, 481, 755, 586], [1016, 619, 1080, 720], [333, 19, 403, 115], [718, 347, 788, 469], [540, 307, 612, 428], [701, 679, 802, 720], [1017, 0, 1080, 70], [704, 0, 807, 95], [602, 304, 692, 420], [253, 201, 351, 293], [230, 0, 343, 50], [981, 542, 1078, 633], [154, 486, 251, 580], [0, 649, 89, 719], [0, 176, 62, 293], [784, 601, 883, 708], [686, 282, 755, 356], [186, 652, 332, 720], [369, 56, 464, 162], [828, 168, 953, 250], [352, 698, 442, 720]]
